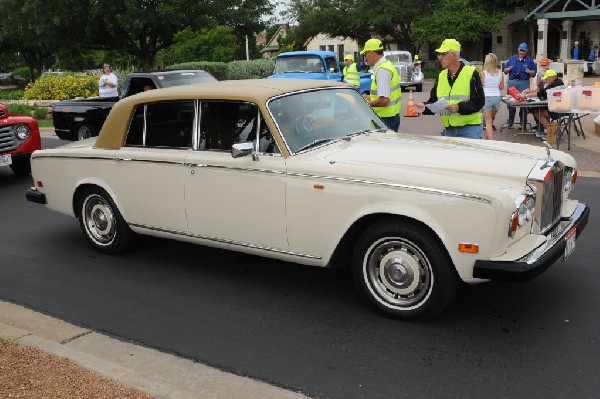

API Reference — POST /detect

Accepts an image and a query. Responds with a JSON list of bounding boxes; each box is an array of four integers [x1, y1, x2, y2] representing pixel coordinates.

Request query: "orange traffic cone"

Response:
[[405, 90, 418, 117]]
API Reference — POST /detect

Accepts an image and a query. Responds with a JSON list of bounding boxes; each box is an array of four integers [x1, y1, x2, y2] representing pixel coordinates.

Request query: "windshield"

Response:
[[268, 88, 386, 154], [274, 55, 326, 74], [386, 53, 411, 64], [156, 71, 217, 87]]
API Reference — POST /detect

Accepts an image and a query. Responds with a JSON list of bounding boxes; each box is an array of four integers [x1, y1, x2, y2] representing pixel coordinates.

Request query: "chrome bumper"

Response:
[[473, 203, 590, 282]]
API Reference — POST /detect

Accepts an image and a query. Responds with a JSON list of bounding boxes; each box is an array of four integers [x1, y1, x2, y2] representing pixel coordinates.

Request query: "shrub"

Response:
[[12, 67, 37, 81], [167, 61, 229, 81], [23, 74, 98, 100], [168, 59, 275, 80], [227, 59, 274, 79], [6, 103, 49, 120]]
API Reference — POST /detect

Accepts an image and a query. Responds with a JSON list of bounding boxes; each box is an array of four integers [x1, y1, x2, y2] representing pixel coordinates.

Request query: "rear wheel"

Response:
[[352, 220, 458, 320], [76, 124, 96, 140], [78, 187, 135, 253], [416, 84, 423, 92]]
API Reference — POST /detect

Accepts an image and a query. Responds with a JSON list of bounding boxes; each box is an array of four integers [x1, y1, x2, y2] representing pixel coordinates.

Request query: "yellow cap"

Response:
[[435, 39, 461, 53], [360, 39, 384, 54], [344, 54, 354, 62], [542, 69, 557, 80], [414, 55, 419, 60]]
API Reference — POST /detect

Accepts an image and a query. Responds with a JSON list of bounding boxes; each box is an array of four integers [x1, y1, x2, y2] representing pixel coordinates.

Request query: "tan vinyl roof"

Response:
[[95, 79, 348, 149]]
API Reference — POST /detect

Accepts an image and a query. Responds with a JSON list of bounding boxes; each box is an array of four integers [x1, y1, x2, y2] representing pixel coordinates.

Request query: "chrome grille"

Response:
[[398, 65, 412, 82], [529, 160, 565, 235], [540, 164, 564, 233], [0, 125, 17, 152]]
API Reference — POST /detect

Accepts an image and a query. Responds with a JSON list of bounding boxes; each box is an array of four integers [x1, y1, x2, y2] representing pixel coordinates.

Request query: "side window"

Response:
[[145, 101, 194, 148], [125, 101, 194, 148], [325, 57, 339, 73], [198, 101, 280, 154]]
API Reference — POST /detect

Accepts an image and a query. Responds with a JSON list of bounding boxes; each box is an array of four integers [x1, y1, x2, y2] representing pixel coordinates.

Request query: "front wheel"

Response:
[[78, 187, 135, 253], [352, 220, 458, 320], [416, 83, 423, 92]]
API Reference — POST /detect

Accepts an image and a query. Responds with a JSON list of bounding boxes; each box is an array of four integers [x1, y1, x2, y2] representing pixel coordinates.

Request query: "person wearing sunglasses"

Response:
[[413, 38, 484, 139]]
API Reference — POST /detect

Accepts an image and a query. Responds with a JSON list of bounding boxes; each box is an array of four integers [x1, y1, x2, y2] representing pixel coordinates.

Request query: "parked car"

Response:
[[26, 79, 589, 320], [384, 50, 425, 92], [52, 70, 217, 141], [267, 51, 372, 94], [0, 102, 41, 176]]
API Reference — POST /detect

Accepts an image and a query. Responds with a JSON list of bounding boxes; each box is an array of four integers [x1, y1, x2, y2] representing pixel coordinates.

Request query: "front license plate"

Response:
[[0, 154, 12, 167], [564, 227, 577, 260]]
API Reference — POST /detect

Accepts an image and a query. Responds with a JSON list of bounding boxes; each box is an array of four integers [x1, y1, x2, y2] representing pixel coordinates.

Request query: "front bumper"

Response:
[[25, 187, 46, 204], [473, 203, 590, 282]]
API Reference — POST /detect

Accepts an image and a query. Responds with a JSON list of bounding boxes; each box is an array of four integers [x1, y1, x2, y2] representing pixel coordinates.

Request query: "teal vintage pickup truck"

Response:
[[267, 51, 372, 94]]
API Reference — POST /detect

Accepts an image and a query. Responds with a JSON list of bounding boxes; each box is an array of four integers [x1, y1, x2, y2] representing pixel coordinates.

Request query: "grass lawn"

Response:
[[38, 119, 53, 128]]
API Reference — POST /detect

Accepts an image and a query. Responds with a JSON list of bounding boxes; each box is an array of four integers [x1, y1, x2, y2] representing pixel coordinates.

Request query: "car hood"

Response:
[[288, 132, 575, 195]]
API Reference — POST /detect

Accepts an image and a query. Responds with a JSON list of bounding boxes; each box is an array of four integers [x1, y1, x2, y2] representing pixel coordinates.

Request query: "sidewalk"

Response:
[[0, 301, 308, 399]]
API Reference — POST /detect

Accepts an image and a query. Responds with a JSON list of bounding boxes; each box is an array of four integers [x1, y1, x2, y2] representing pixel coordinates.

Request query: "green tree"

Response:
[[289, 0, 434, 53], [412, 0, 504, 47], [162, 26, 237, 64], [0, 0, 89, 77]]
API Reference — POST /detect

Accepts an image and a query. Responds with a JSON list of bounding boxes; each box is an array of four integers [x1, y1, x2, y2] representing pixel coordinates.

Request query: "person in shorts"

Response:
[[481, 53, 504, 140]]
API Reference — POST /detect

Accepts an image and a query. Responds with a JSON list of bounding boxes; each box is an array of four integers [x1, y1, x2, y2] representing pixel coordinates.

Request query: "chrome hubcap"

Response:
[[84, 194, 115, 244], [365, 238, 432, 309]]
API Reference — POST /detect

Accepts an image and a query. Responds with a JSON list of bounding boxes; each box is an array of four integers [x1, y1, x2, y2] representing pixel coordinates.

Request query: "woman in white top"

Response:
[[481, 53, 504, 140], [98, 63, 119, 97]]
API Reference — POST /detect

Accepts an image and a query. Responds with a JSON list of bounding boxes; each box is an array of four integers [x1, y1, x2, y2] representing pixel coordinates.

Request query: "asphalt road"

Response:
[[1, 137, 599, 399]]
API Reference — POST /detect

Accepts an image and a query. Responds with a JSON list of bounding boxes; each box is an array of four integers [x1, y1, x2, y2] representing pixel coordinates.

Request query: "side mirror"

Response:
[[231, 142, 254, 158]]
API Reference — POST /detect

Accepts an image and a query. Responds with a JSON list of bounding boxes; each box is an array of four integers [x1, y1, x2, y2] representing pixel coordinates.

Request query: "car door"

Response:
[[113, 100, 194, 232], [184, 100, 288, 250]]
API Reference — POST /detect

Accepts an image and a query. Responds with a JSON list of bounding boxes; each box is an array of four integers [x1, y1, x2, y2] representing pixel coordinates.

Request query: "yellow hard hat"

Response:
[[360, 39, 384, 54], [542, 69, 557, 80], [414, 55, 419, 60], [344, 54, 354, 62], [435, 38, 461, 53]]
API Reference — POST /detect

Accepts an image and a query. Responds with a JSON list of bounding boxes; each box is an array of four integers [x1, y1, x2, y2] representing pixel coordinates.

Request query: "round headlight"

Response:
[[15, 125, 31, 140]]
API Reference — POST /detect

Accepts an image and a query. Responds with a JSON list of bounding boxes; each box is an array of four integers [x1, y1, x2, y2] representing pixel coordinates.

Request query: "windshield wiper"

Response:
[[344, 127, 387, 140], [296, 138, 335, 153]]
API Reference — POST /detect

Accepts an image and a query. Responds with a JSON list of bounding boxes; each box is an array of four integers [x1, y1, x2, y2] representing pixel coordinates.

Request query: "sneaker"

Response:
[[502, 122, 514, 129]]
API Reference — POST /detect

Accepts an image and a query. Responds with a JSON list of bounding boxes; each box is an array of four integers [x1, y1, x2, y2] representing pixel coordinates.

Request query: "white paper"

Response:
[[425, 98, 449, 114]]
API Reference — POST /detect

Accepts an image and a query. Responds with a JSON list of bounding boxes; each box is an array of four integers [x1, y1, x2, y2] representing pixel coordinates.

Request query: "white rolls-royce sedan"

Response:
[[26, 79, 590, 320]]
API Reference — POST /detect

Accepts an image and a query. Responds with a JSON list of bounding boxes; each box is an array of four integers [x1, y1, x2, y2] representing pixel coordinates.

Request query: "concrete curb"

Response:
[[0, 301, 308, 399]]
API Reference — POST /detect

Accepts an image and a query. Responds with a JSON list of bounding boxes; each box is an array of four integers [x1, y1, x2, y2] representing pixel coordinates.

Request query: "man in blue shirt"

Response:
[[572, 41, 580, 60], [502, 42, 536, 129]]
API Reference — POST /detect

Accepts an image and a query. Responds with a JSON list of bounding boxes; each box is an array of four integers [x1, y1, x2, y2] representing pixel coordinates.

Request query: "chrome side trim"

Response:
[[129, 223, 321, 260], [185, 163, 286, 175], [31, 155, 115, 161], [287, 172, 492, 204]]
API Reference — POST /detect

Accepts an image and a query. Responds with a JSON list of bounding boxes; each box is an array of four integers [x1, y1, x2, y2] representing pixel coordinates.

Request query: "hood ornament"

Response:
[[542, 140, 554, 162]]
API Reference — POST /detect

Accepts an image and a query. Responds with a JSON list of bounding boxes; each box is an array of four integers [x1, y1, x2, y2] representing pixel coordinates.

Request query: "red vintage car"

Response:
[[0, 101, 41, 176]]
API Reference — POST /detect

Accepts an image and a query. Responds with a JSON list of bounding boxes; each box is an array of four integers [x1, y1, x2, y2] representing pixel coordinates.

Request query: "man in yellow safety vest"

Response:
[[361, 38, 402, 131], [413, 38, 484, 139], [343, 54, 360, 88]]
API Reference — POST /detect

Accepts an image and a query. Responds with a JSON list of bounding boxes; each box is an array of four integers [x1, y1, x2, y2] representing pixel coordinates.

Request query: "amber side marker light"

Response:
[[313, 184, 324, 190], [458, 243, 479, 253]]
